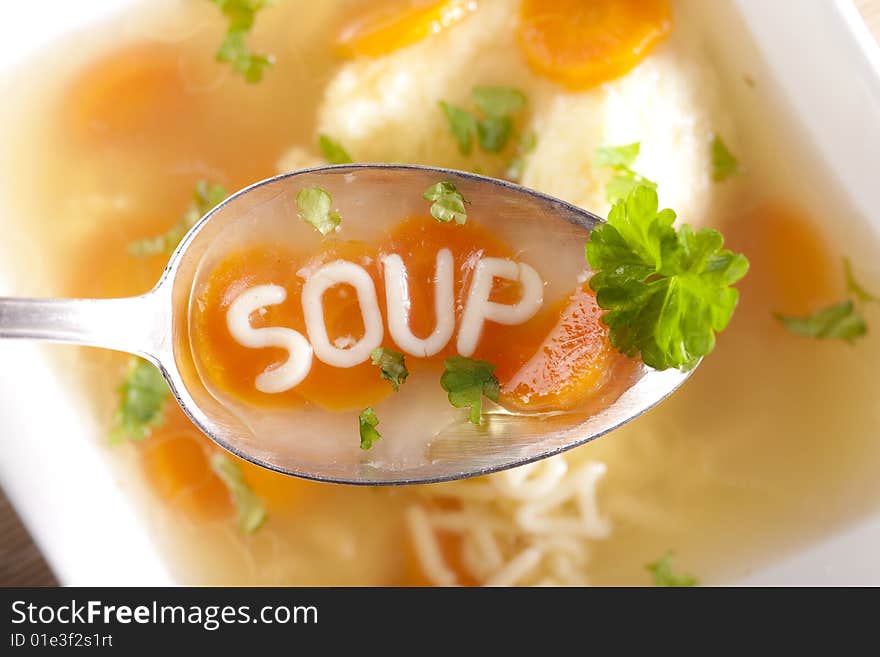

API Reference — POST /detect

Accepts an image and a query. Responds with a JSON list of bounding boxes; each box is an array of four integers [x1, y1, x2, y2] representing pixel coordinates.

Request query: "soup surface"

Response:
[[2, 0, 879, 585]]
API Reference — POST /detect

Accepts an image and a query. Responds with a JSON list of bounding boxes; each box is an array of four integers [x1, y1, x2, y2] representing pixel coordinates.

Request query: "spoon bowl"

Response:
[[0, 165, 696, 484]]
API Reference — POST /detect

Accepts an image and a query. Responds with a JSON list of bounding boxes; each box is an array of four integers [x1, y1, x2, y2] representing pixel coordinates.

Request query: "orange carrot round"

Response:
[[518, 0, 672, 90], [336, 0, 477, 58]]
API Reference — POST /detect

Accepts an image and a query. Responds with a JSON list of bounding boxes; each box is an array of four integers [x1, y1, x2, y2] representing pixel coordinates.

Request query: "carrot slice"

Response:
[[65, 43, 191, 141], [336, 0, 477, 58], [725, 203, 835, 316], [518, 0, 672, 90], [141, 430, 233, 522], [190, 244, 308, 410], [191, 241, 393, 411], [499, 284, 630, 411]]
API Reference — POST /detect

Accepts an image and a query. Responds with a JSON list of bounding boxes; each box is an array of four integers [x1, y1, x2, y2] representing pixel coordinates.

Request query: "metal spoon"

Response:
[[0, 165, 695, 485]]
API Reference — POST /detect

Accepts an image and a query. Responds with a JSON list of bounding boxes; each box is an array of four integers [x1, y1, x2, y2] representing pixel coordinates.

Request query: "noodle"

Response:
[[406, 456, 610, 586], [405, 506, 458, 586]]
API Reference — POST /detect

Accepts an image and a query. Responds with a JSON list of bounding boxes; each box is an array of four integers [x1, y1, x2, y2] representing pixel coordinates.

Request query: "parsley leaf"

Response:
[[646, 553, 699, 587], [586, 185, 749, 371], [358, 407, 382, 450], [209, 0, 275, 83], [209, 453, 267, 534], [711, 135, 740, 182], [595, 142, 641, 168], [476, 115, 514, 153], [370, 347, 409, 391], [605, 173, 657, 204], [296, 187, 341, 235], [775, 300, 866, 343], [843, 257, 878, 303], [112, 357, 169, 442], [594, 142, 657, 203], [440, 101, 478, 155], [775, 259, 874, 343], [423, 181, 468, 224], [319, 134, 353, 164], [440, 86, 527, 156], [440, 357, 500, 425], [506, 130, 537, 182], [472, 86, 526, 118], [217, 30, 273, 83], [129, 181, 226, 256]]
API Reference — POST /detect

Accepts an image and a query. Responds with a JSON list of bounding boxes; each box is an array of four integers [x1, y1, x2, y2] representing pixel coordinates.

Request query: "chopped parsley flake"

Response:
[[472, 86, 526, 117], [711, 135, 741, 182], [129, 181, 226, 257], [476, 115, 514, 153], [112, 357, 169, 442], [440, 101, 479, 155], [775, 300, 866, 344], [594, 142, 657, 203], [594, 142, 641, 168], [440, 86, 527, 157], [209, 0, 275, 83], [646, 553, 699, 587], [423, 181, 468, 225], [843, 257, 878, 303], [319, 134, 353, 164], [775, 258, 874, 343], [296, 186, 341, 235], [440, 356, 500, 425], [358, 407, 382, 450], [210, 453, 267, 534], [506, 130, 537, 182], [370, 347, 409, 391]]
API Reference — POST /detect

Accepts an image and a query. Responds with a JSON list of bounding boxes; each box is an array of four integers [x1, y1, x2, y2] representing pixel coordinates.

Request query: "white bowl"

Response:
[[0, 0, 878, 585]]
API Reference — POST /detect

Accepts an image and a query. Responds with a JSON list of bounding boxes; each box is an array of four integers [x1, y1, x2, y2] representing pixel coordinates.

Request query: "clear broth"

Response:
[[1, 0, 879, 584]]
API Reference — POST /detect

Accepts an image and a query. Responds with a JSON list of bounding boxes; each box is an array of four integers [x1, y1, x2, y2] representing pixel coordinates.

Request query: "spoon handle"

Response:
[[0, 292, 168, 360]]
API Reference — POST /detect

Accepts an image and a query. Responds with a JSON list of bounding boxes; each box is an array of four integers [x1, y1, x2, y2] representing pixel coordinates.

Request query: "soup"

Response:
[[186, 176, 638, 465], [2, 0, 879, 585]]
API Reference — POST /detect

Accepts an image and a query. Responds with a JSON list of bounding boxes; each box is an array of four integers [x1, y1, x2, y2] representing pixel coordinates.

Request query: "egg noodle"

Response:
[[407, 456, 610, 586]]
